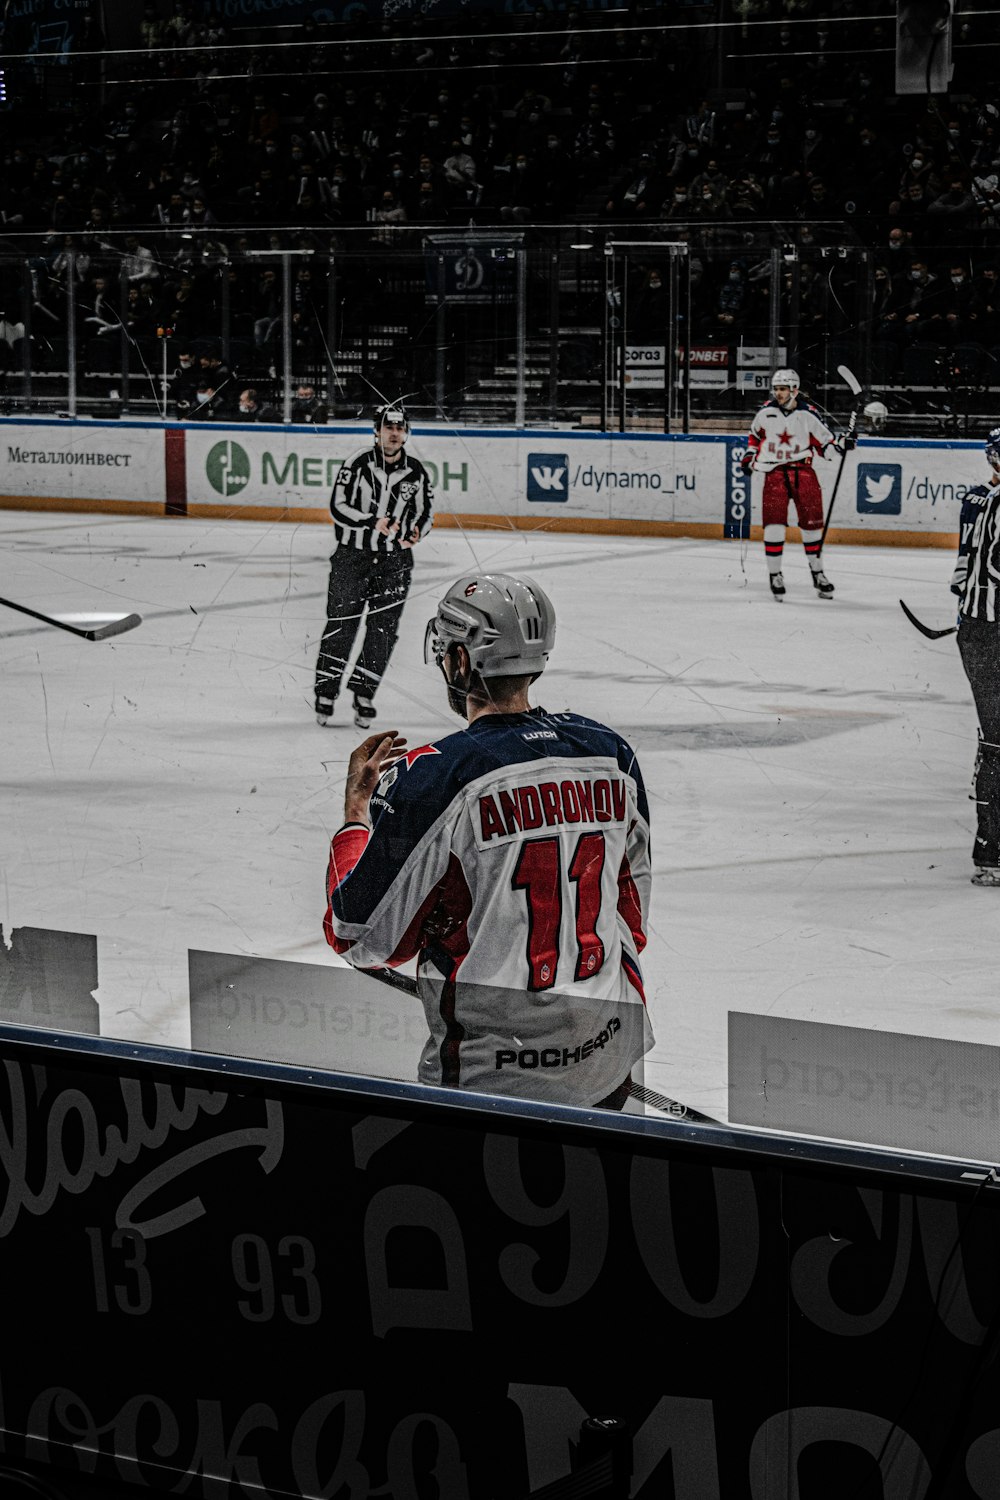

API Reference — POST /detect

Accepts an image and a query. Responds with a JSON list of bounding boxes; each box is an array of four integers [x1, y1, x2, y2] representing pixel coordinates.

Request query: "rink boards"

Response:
[[0, 417, 978, 545], [0, 1017, 998, 1500]]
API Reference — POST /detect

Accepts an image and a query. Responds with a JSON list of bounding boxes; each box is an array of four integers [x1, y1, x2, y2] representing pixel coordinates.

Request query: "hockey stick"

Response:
[[0, 596, 142, 641], [360, 965, 720, 1124], [818, 364, 863, 554], [899, 599, 958, 640]]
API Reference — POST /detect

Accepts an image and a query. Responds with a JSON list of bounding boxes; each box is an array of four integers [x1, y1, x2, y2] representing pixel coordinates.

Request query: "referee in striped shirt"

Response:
[[958, 426, 1000, 885], [315, 403, 434, 728]]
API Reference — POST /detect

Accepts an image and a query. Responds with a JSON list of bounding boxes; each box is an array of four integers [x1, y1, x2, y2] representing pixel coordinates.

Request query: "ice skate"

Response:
[[315, 697, 336, 727], [811, 569, 834, 598], [353, 695, 377, 729], [971, 866, 1000, 886], [769, 571, 786, 600]]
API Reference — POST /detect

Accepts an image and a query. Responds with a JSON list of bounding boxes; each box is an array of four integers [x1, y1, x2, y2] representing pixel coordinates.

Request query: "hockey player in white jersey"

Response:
[[742, 368, 853, 599], [323, 573, 654, 1109]]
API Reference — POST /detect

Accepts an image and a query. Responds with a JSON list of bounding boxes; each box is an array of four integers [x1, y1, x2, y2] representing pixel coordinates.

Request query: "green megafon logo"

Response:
[[205, 440, 251, 497]]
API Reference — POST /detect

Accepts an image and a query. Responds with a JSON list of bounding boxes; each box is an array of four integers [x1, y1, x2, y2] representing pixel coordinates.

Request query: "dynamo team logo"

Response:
[[856, 463, 902, 515], [205, 440, 251, 498], [526, 453, 569, 503]]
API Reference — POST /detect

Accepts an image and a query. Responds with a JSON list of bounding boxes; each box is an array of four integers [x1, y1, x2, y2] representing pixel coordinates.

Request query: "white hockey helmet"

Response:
[[771, 367, 800, 395], [425, 574, 556, 679], [986, 426, 1000, 472]]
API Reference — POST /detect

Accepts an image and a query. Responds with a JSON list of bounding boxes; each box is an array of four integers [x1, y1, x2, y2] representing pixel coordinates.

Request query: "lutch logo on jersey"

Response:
[[856, 463, 902, 515], [526, 453, 569, 502]]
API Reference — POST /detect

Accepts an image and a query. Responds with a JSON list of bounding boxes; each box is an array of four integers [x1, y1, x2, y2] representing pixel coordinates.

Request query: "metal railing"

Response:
[[0, 222, 992, 436]]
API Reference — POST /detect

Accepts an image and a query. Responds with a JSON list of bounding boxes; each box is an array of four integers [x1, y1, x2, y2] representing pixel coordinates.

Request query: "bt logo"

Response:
[[856, 463, 902, 515], [526, 453, 569, 502]]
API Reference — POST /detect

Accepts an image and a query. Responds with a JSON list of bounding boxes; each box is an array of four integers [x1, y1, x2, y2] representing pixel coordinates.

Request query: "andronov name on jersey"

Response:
[[497, 1016, 624, 1073], [477, 775, 629, 845]]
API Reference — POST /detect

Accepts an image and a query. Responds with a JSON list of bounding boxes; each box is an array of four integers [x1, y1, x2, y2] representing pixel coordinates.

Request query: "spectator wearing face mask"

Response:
[[690, 159, 728, 200], [511, 87, 552, 153], [942, 262, 982, 344], [714, 261, 748, 333], [927, 179, 977, 247], [291, 383, 329, 424], [899, 151, 935, 197], [795, 121, 833, 177], [663, 183, 692, 220], [691, 179, 733, 222], [898, 180, 931, 234], [411, 179, 448, 224], [231, 387, 279, 423], [756, 120, 790, 191], [631, 265, 667, 334], [890, 259, 948, 344], [871, 265, 897, 327]]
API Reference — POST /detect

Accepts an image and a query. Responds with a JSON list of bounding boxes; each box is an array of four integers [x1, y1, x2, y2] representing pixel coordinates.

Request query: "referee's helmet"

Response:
[[986, 427, 1000, 471], [373, 402, 409, 436]]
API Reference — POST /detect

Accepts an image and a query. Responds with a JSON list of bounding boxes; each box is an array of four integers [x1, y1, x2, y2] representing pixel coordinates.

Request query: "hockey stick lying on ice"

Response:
[[0, 595, 142, 641], [899, 599, 957, 640], [818, 364, 862, 555], [360, 965, 720, 1124]]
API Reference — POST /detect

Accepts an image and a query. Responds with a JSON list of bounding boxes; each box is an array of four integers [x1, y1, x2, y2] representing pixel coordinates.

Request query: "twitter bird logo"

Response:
[[857, 463, 902, 515]]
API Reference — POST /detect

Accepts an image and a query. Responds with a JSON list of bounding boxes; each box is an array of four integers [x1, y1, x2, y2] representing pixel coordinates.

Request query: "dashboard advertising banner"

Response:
[[0, 418, 982, 543], [0, 1026, 998, 1498]]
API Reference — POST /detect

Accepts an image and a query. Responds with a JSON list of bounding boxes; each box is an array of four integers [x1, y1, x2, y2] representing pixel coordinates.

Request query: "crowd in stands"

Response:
[[0, 0, 998, 409]]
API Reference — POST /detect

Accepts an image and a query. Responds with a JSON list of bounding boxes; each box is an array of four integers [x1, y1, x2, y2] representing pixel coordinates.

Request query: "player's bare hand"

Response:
[[344, 732, 407, 824], [374, 517, 399, 537]]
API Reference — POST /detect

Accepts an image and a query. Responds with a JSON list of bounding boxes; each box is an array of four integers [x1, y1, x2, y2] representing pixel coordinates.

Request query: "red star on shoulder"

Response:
[[403, 744, 441, 769], [777, 428, 793, 446]]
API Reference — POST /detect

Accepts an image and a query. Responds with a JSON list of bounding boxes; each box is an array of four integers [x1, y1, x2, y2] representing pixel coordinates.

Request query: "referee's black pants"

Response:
[[957, 616, 1000, 866], [315, 547, 413, 706]]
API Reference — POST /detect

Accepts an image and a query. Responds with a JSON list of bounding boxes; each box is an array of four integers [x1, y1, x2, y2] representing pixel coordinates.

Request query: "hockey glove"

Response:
[[835, 434, 857, 455], [740, 452, 755, 473]]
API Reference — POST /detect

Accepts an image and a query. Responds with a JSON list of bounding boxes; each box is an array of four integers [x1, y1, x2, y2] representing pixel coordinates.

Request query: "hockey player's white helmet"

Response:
[[986, 426, 1000, 472], [425, 574, 556, 679], [771, 367, 800, 395]]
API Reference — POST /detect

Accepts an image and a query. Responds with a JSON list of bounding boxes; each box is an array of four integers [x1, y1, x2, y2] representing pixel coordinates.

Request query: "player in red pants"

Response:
[[742, 368, 853, 599]]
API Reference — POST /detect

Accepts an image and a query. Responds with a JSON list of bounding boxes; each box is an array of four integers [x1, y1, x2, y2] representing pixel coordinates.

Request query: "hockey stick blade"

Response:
[[836, 363, 863, 397], [0, 596, 142, 641], [360, 966, 720, 1123], [899, 599, 957, 640]]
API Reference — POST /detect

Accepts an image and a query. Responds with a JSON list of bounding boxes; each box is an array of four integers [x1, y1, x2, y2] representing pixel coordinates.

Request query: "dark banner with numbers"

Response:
[[0, 1024, 999, 1498]]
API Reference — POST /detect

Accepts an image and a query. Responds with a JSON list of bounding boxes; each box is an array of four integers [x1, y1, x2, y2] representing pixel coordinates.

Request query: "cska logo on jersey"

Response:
[[403, 744, 441, 770]]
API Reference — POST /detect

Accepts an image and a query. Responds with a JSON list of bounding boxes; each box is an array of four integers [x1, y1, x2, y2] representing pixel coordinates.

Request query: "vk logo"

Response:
[[527, 453, 569, 502], [856, 463, 902, 515]]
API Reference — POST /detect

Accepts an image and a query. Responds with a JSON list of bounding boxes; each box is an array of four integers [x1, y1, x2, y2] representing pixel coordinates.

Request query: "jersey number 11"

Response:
[[512, 833, 607, 991]]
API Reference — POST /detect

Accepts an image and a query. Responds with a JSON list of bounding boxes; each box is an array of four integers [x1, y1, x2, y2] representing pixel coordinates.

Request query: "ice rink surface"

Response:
[[1, 506, 991, 1121]]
